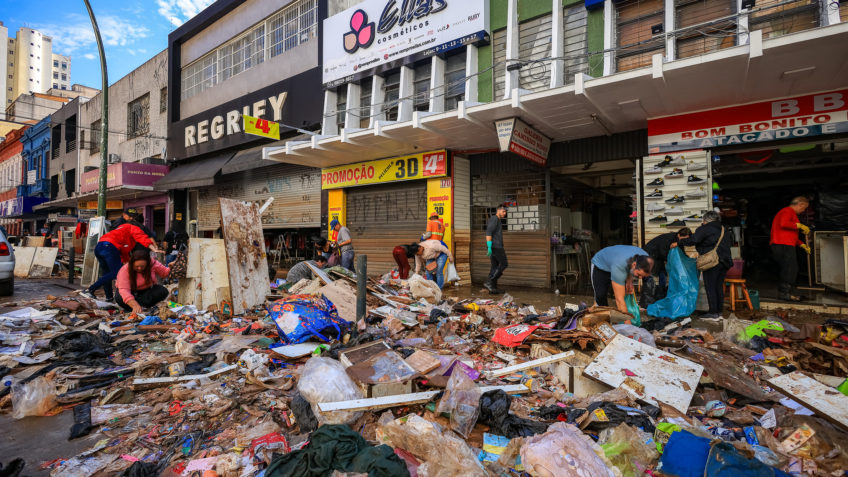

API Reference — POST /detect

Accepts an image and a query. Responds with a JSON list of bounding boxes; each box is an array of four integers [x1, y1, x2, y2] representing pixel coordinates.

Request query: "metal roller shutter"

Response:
[[346, 181, 427, 276], [493, 13, 553, 99], [197, 163, 321, 231]]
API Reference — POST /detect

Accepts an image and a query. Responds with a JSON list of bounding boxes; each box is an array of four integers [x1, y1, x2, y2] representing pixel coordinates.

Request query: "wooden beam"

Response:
[[485, 351, 575, 378], [317, 384, 529, 413]]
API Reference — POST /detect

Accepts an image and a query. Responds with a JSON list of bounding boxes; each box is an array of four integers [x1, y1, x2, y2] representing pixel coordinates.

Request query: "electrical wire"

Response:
[[2, 113, 169, 141]]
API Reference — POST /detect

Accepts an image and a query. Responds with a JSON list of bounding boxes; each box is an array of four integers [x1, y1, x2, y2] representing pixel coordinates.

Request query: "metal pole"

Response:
[[83, 0, 109, 217], [68, 245, 75, 283], [356, 255, 367, 321]]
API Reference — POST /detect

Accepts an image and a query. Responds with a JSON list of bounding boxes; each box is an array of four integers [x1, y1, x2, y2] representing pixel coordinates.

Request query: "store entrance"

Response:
[[713, 138, 848, 306]]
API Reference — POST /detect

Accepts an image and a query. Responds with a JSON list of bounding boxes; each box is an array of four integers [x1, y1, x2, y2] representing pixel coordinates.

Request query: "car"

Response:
[[0, 226, 15, 296]]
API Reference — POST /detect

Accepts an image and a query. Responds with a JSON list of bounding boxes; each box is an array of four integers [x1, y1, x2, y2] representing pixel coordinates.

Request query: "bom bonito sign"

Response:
[[648, 89, 848, 153]]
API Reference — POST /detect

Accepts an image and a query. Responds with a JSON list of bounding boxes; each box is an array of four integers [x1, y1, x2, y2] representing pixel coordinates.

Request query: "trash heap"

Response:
[[1, 272, 848, 477]]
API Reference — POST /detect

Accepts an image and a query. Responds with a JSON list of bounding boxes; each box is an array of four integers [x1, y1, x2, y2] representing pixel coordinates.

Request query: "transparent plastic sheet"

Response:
[[599, 424, 660, 477], [613, 324, 656, 347], [520, 422, 618, 477], [408, 274, 442, 303], [436, 366, 482, 438], [445, 263, 460, 283], [719, 314, 755, 344], [379, 414, 487, 477], [647, 248, 699, 320], [296, 357, 364, 425], [11, 376, 56, 419], [90, 404, 153, 425], [50, 454, 118, 477]]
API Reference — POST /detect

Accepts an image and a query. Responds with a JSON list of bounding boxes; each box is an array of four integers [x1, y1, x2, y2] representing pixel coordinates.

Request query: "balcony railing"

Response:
[[65, 139, 77, 153]]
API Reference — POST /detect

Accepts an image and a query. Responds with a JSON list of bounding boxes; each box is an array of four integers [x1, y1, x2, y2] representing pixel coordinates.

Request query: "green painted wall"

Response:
[[587, 9, 604, 77], [478, 44, 494, 103]]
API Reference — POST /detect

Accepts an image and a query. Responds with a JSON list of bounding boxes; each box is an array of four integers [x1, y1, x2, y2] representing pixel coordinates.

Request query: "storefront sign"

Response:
[[322, 0, 489, 87], [80, 163, 170, 194], [0, 197, 48, 217], [648, 89, 848, 153], [495, 118, 551, 166], [321, 150, 447, 189], [327, 189, 346, 235], [78, 209, 96, 220], [243, 114, 281, 140], [427, 177, 453, 252], [26, 170, 35, 185], [78, 200, 123, 210]]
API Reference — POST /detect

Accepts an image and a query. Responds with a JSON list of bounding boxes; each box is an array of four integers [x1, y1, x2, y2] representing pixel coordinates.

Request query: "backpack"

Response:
[[268, 294, 349, 345], [169, 251, 188, 280]]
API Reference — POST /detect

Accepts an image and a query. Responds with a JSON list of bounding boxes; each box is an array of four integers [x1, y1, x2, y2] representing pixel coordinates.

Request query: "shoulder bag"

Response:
[[695, 226, 725, 271]]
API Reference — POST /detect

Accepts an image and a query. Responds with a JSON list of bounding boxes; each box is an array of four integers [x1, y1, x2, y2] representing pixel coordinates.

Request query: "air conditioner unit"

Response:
[[108, 153, 121, 164]]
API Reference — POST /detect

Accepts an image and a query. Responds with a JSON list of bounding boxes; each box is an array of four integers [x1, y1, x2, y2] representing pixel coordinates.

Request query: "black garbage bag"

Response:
[[584, 402, 656, 434], [119, 461, 159, 477], [68, 401, 92, 440], [536, 405, 586, 423], [49, 331, 113, 360], [479, 390, 549, 438], [291, 392, 319, 434], [639, 275, 665, 308]]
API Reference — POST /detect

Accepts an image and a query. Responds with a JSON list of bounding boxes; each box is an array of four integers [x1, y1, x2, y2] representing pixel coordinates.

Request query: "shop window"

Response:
[[336, 85, 347, 131], [675, 0, 736, 59], [268, 0, 317, 57], [160, 87, 167, 113], [472, 171, 547, 232], [91, 118, 102, 153], [749, 0, 818, 39], [127, 93, 150, 139], [615, 0, 665, 72], [382, 71, 400, 122], [412, 62, 431, 112], [444, 51, 466, 111], [359, 78, 373, 128]]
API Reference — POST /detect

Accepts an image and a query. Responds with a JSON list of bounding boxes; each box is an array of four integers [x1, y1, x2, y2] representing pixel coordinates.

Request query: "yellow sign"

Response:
[[243, 114, 280, 140], [321, 150, 447, 189], [427, 177, 453, 253], [78, 200, 123, 210], [327, 189, 346, 236], [175, 213, 183, 221]]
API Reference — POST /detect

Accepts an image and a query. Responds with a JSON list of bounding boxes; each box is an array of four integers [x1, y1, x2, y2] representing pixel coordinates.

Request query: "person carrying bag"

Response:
[[675, 211, 732, 319]]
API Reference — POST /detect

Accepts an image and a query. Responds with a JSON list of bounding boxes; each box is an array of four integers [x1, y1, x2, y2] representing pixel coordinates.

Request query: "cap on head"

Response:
[[330, 219, 340, 229]]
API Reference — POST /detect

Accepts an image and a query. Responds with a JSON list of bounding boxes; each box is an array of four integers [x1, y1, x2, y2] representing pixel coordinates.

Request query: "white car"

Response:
[[0, 226, 15, 295]]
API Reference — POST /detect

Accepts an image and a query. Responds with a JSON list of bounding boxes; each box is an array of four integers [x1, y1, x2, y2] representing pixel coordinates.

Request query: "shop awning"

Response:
[[33, 187, 167, 210], [154, 152, 235, 190], [221, 140, 287, 175]]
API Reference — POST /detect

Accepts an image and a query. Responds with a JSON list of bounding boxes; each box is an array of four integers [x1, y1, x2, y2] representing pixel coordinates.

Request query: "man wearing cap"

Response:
[[330, 219, 355, 272], [770, 196, 811, 301], [484, 205, 508, 294]]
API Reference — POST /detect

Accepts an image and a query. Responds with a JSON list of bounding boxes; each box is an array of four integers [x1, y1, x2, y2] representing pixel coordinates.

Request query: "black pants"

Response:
[[488, 247, 508, 283], [771, 244, 798, 294], [116, 285, 169, 311], [591, 265, 612, 306], [702, 265, 728, 314]]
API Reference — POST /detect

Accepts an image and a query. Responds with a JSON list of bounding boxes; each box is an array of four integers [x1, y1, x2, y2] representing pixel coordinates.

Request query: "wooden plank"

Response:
[[28, 247, 58, 278], [200, 239, 230, 310], [486, 351, 575, 378], [768, 372, 848, 432], [405, 350, 442, 374], [185, 238, 204, 279], [178, 277, 200, 306], [132, 364, 237, 386], [219, 198, 270, 315], [13, 247, 36, 278], [317, 384, 529, 413], [583, 334, 703, 413], [317, 280, 357, 323], [306, 261, 333, 284]]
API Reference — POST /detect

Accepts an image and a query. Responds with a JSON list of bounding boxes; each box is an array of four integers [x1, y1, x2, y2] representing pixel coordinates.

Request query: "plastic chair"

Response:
[[724, 278, 753, 311]]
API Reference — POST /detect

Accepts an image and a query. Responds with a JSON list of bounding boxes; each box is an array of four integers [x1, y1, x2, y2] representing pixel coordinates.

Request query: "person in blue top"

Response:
[[591, 245, 654, 313]]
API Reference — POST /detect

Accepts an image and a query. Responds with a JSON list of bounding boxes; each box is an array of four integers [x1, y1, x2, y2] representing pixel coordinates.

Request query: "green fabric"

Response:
[[264, 424, 410, 477], [744, 320, 784, 339], [654, 422, 682, 453]]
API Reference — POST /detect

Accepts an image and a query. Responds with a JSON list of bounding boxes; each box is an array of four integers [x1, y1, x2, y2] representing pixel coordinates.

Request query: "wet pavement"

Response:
[[0, 278, 80, 312]]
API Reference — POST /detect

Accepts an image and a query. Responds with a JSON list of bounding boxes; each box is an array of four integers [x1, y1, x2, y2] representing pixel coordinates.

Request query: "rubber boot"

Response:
[[490, 279, 504, 295], [483, 280, 496, 294]]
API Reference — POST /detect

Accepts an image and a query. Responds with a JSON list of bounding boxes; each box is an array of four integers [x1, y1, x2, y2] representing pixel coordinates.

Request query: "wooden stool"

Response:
[[725, 278, 753, 311]]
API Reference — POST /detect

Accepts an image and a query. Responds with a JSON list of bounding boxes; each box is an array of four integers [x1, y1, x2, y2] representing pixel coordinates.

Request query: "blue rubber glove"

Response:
[[486, 240, 492, 257]]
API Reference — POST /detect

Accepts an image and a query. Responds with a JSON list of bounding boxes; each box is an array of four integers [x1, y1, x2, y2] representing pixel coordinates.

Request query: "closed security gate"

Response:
[[345, 181, 427, 275]]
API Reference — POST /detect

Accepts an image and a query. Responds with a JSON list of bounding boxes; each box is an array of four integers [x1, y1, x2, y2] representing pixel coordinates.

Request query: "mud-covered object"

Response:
[[68, 401, 92, 440], [479, 390, 550, 438], [49, 331, 113, 360], [0, 458, 26, 477], [290, 393, 318, 434], [584, 402, 656, 434], [119, 461, 158, 477]]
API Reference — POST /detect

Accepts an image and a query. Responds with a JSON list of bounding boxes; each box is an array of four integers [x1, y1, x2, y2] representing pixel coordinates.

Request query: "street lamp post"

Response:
[[83, 0, 108, 217]]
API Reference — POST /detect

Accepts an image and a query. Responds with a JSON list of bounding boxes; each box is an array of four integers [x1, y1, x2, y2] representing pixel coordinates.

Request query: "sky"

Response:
[[1, 0, 216, 88]]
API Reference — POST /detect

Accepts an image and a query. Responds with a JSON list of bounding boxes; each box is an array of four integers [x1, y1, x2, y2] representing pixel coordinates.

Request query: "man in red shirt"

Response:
[[770, 196, 811, 301]]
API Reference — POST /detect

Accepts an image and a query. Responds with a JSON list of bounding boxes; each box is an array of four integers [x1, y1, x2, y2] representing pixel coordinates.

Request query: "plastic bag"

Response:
[[436, 366, 481, 438], [11, 376, 57, 419], [267, 295, 349, 345], [647, 248, 699, 320], [445, 263, 460, 283], [297, 357, 364, 425], [90, 404, 153, 425], [520, 422, 617, 477], [599, 424, 659, 477], [613, 324, 656, 347], [408, 274, 442, 303], [625, 294, 641, 326]]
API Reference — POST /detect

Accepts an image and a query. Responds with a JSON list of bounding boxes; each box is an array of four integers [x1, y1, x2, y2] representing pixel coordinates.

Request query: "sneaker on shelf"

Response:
[[667, 155, 686, 166], [688, 174, 707, 184], [684, 214, 703, 222], [666, 219, 687, 227], [665, 195, 685, 204], [665, 207, 685, 216], [647, 178, 664, 187], [686, 189, 707, 199], [649, 215, 668, 223], [664, 168, 684, 178], [645, 189, 664, 200], [646, 203, 665, 213], [645, 164, 664, 175], [657, 155, 673, 167], [687, 161, 707, 171]]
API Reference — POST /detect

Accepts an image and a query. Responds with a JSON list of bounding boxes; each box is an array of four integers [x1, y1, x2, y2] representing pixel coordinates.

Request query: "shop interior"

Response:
[[712, 137, 848, 306], [264, 228, 323, 276]]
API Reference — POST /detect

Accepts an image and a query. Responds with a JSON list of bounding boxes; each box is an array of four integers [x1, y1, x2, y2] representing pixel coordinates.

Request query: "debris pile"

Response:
[[2, 270, 848, 477]]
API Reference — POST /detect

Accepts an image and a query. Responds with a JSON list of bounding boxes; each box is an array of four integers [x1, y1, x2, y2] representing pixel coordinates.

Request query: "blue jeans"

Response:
[[341, 250, 355, 272], [426, 252, 448, 289], [88, 241, 123, 300]]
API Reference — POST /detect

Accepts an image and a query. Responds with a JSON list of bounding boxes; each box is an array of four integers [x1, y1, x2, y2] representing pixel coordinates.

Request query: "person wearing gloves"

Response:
[[82, 223, 162, 301], [591, 245, 654, 314], [413, 240, 454, 289], [115, 249, 171, 314], [770, 196, 811, 301], [484, 205, 508, 294]]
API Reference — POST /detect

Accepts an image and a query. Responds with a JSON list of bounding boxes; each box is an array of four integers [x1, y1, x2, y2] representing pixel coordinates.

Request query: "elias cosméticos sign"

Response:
[[648, 89, 848, 153], [322, 0, 489, 87]]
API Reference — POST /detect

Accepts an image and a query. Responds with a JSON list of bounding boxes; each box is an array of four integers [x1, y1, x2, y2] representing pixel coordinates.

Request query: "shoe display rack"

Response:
[[637, 151, 713, 243]]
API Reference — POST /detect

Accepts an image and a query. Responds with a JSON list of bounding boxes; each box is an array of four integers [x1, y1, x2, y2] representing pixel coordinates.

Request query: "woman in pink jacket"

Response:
[[116, 248, 170, 314]]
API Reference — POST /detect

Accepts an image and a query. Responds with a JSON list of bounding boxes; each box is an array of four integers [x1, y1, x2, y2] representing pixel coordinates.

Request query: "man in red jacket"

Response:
[[82, 223, 162, 301], [770, 196, 811, 301]]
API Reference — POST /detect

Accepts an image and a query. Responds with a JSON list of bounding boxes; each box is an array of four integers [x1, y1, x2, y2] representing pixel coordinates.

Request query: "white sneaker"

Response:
[[667, 155, 686, 166], [687, 161, 707, 171], [686, 189, 707, 199], [79, 290, 96, 300], [665, 206, 685, 216], [645, 165, 663, 175], [646, 203, 665, 213]]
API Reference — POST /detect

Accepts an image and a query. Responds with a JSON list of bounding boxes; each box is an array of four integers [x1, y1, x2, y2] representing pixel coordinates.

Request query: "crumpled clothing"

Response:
[[479, 390, 549, 438]]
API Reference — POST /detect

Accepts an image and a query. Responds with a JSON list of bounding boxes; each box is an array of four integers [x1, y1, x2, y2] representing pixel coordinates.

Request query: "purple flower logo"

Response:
[[343, 9, 375, 53]]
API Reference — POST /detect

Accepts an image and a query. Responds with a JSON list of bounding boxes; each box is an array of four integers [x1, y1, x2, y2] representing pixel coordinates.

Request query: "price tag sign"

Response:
[[243, 114, 280, 140]]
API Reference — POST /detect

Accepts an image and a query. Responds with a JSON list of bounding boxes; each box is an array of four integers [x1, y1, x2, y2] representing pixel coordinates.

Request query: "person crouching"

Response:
[[116, 249, 170, 314]]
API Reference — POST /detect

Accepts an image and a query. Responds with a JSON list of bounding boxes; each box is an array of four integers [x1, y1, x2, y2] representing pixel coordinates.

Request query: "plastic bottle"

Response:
[[2, 375, 18, 388]]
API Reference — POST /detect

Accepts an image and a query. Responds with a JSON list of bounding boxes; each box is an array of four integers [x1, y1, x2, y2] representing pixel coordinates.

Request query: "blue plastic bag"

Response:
[[268, 294, 349, 345], [648, 248, 699, 319], [625, 294, 641, 326]]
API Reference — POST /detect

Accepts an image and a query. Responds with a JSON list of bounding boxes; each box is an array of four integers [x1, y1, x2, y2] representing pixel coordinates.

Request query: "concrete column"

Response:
[[504, 0, 519, 99], [550, 0, 565, 88], [369, 75, 385, 128], [345, 82, 361, 130], [823, 0, 841, 25], [430, 55, 446, 113], [737, 0, 751, 45], [665, 0, 675, 61], [397, 65, 414, 122], [465, 44, 479, 103], [321, 88, 339, 135], [603, 0, 614, 75]]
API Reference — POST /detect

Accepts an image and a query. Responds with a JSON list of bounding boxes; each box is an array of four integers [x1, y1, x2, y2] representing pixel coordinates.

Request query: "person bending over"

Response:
[[116, 249, 170, 314]]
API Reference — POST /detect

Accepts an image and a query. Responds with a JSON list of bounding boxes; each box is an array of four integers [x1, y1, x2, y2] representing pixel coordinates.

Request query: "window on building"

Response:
[[65, 168, 75, 197], [52, 83, 57, 88], [62, 62, 67, 69], [335, 85, 347, 131], [444, 51, 466, 111], [382, 71, 401, 122], [749, 0, 819, 39], [359, 78, 373, 128], [127, 93, 150, 139], [90, 120, 101, 153], [219, 24, 265, 81], [50, 174, 59, 200], [61, 85, 66, 90], [61, 73, 66, 81], [675, 0, 737, 58], [615, 0, 665, 72], [53, 72, 58, 79], [412, 62, 431, 112], [65, 115, 77, 153], [268, 0, 318, 57], [53, 60, 58, 67], [160, 87, 167, 113]]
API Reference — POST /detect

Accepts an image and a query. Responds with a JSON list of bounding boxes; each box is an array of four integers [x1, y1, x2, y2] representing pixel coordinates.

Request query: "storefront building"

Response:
[[0, 126, 27, 235], [163, 0, 327, 261], [16, 116, 52, 234]]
